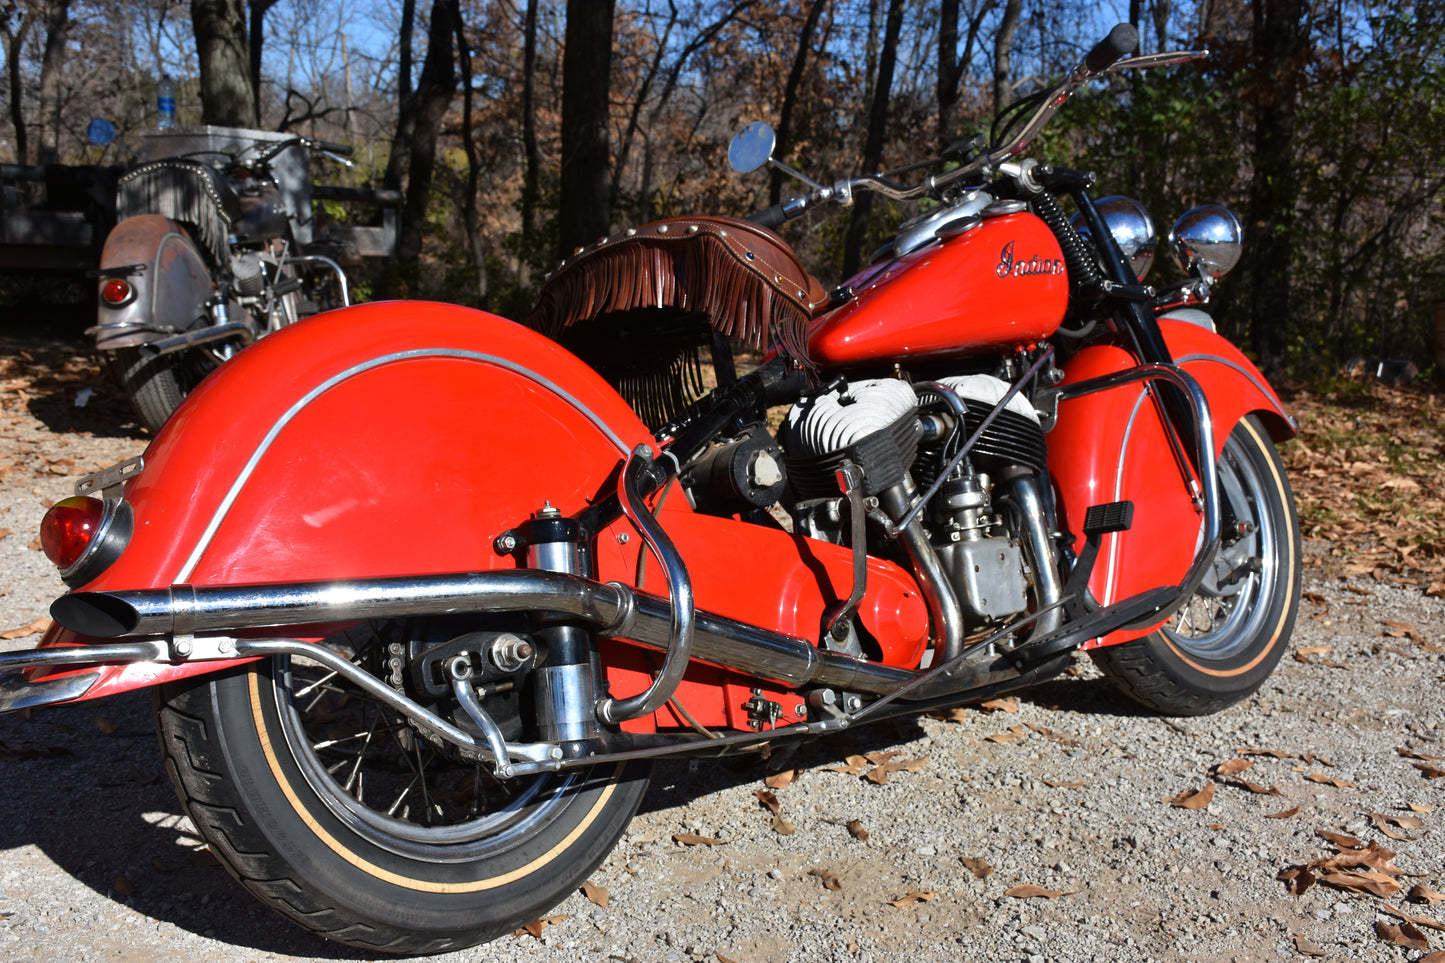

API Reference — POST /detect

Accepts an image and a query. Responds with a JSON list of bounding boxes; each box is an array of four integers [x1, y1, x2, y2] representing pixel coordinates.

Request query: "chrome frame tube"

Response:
[[1003, 475, 1066, 641]]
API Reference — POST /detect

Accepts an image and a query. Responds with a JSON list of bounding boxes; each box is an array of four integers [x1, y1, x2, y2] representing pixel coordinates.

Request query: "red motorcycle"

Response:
[[9, 26, 1298, 953]]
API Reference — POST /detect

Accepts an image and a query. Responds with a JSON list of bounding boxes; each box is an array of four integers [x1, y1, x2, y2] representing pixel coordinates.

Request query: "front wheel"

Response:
[[155, 632, 649, 953], [1091, 415, 1301, 716]]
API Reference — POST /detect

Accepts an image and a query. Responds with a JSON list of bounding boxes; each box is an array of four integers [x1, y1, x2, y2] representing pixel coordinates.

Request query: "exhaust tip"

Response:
[[50, 593, 140, 638]]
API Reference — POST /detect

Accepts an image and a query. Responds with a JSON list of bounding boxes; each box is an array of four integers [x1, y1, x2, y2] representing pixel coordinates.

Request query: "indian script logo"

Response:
[[996, 241, 1065, 279]]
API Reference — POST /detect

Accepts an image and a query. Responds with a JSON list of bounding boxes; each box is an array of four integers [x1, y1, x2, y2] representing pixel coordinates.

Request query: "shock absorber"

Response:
[[515, 504, 602, 750], [1031, 188, 1105, 293]]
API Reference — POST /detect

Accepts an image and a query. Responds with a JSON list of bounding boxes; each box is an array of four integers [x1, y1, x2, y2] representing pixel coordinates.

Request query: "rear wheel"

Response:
[[155, 626, 648, 953], [1091, 416, 1301, 715], [112, 345, 217, 433]]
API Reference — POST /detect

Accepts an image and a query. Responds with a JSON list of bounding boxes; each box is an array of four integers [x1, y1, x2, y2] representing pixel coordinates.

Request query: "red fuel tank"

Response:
[[809, 212, 1069, 366]]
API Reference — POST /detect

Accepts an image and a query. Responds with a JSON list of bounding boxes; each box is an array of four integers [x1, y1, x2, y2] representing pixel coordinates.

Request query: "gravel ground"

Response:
[[1, 333, 1443, 963]]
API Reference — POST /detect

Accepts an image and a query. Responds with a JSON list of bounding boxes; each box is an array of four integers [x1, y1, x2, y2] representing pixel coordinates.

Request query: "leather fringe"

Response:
[[116, 160, 235, 269]]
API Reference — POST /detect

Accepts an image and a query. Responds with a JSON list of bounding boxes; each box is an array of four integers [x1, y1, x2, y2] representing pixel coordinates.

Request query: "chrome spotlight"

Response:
[[1169, 205, 1243, 279], [1073, 196, 1156, 281]]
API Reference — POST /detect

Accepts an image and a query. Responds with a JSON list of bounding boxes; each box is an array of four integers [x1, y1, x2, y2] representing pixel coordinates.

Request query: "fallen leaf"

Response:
[[1317, 870, 1403, 898], [1304, 772, 1356, 788], [865, 755, 928, 785], [1398, 747, 1445, 761], [1300, 753, 1333, 768], [0, 617, 49, 640], [1295, 645, 1333, 656], [1318, 830, 1366, 849], [755, 789, 781, 814], [112, 875, 134, 897], [0, 528, 10, 539], [978, 697, 1018, 713], [513, 914, 567, 939], [1266, 806, 1301, 819], [1381, 904, 1445, 932], [763, 769, 796, 789], [985, 725, 1026, 744], [1279, 865, 1315, 897], [771, 814, 796, 835], [26, 536, 40, 551], [960, 856, 993, 878], [1375, 919, 1429, 950], [1413, 763, 1445, 779], [1380, 619, 1422, 640], [1237, 747, 1291, 759], [149, 857, 172, 874], [580, 880, 609, 908], [926, 707, 969, 723], [1292, 933, 1327, 957], [1215, 758, 1256, 776], [1408, 803, 1435, 814], [887, 890, 936, 907], [1165, 782, 1215, 809], [1370, 812, 1424, 840], [824, 754, 868, 775], [846, 819, 869, 843], [1410, 884, 1445, 905], [1005, 884, 1074, 899], [1345, 584, 1374, 596], [808, 868, 843, 891], [863, 750, 901, 766], [1042, 779, 1086, 789], [1421, 953, 1445, 963], [95, 716, 118, 735], [1229, 778, 1282, 796], [672, 834, 724, 847]]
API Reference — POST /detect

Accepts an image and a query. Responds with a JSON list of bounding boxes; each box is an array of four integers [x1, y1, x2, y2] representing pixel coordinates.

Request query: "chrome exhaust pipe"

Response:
[[52, 570, 918, 697], [149, 320, 255, 356]]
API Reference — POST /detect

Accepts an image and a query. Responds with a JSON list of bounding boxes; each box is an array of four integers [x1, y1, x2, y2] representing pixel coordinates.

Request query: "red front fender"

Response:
[[1047, 319, 1295, 647]]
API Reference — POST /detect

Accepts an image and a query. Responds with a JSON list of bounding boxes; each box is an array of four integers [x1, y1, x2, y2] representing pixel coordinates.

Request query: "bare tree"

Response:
[[557, 0, 614, 258], [393, 0, 458, 266], [771, 0, 828, 206], [841, 0, 904, 278], [193, 0, 256, 126], [992, 0, 1021, 112], [2, 2, 35, 162]]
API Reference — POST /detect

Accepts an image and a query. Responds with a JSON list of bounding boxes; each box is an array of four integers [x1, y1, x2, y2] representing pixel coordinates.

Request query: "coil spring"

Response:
[[1032, 191, 1103, 291]]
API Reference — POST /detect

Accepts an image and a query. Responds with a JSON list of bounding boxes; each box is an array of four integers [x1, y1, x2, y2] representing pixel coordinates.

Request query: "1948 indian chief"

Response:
[[7, 26, 1298, 952]]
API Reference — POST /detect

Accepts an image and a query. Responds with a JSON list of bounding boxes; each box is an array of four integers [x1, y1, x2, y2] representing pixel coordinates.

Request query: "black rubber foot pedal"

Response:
[[1083, 500, 1134, 537]]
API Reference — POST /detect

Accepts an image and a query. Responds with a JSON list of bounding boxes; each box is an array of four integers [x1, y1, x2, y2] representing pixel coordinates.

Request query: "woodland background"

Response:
[[1, 0, 1442, 380]]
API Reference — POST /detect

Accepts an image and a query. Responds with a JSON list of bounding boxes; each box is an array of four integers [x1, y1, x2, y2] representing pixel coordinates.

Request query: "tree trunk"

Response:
[[455, 14, 487, 308], [35, 0, 70, 163], [771, 0, 828, 206], [519, 0, 540, 285], [394, 0, 459, 266], [3, 8, 34, 164], [193, 0, 256, 127], [1242, 0, 1307, 377], [992, 0, 1022, 113], [557, 0, 615, 259], [383, 0, 418, 191], [841, 0, 904, 279], [248, 0, 278, 125], [937, 0, 962, 151]]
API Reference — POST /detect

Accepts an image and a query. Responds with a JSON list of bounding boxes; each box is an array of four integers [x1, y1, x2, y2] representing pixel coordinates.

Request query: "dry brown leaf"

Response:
[[1380, 619, 1422, 640], [1266, 806, 1302, 819], [513, 914, 567, 939], [1237, 747, 1292, 759], [887, 890, 936, 907], [978, 697, 1018, 713], [1375, 919, 1430, 950], [763, 769, 796, 789], [26, 536, 40, 551], [580, 880, 609, 908], [824, 754, 869, 775], [1165, 782, 1215, 809], [1398, 747, 1445, 761], [1291, 933, 1327, 957], [1042, 779, 1086, 789], [755, 789, 781, 814], [1296, 645, 1333, 656], [112, 875, 134, 897], [1279, 865, 1315, 897], [149, 857, 172, 874], [926, 707, 969, 723], [985, 725, 1026, 744], [863, 750, 901, 766], [1300, 753, 1333, 767], [1381, 903, 1445, 933], [1005, 884, 1074, 899], [1317, 870, 1403, 898], [0, 617, 49, 640], [718, 954, 744, 963], [1408, 803, 1436, 814], [1412, 885, 1445, 905], [1318, 829, 1366, 849], [1370, 811, 1424, 840], [960, 856, 993, 878], [846, 819, 869, 843], [95, 716, 118, 735], [0, 528, 11, 540], [1427, 582, 1445, 599], [1420, 953, 1445, 963], [1345, 584, 1374, 596], [1316, 840, 1412, 876], [1215, 758, 1256, 775], [1304, 772, 1356, 788], [1230, 778, 1283, 796], [672, 833, 724, 847], [771, 814, 796, 835], [808, 868, 843, 891], [1414, 762, 1445, 779], [865, 754, 929, 785]]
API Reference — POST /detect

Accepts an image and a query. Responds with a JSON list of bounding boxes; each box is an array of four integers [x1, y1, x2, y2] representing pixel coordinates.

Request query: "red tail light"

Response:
[[100, 278, 134, 306], [39, 495, 131, 585]]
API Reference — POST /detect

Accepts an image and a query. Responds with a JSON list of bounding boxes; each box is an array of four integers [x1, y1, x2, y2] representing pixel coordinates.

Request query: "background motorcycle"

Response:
[[9, 25, 1299, 954], [90, 126, 396, 432]]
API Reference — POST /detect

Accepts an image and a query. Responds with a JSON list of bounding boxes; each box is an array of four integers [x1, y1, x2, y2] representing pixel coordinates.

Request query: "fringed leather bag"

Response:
[[526, 216, 829, 427]]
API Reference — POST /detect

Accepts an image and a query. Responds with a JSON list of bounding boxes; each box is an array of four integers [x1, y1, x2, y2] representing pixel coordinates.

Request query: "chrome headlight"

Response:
[[1169, 205, 1242, 279], [1073, 196, 1156, 281]]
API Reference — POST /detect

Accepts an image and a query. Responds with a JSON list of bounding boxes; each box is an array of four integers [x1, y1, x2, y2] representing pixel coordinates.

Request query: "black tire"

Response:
[[112, 345, 215, 434], [1090, 415, 1301, 716], [155, 636, 649, 954]]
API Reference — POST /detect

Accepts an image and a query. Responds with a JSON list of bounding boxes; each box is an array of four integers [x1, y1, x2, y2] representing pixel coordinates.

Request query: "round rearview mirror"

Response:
[[728, 121, 776, 174], [87, 118, 116, 147]]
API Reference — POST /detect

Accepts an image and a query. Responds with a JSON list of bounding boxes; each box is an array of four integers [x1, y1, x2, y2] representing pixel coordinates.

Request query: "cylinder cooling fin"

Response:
[[923, 374, 1047, 477], [780, 378, 922, 500]]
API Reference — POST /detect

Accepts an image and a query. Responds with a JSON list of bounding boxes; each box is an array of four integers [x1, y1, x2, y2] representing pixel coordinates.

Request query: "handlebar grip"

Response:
[[315, 140, 353, 156], [745, 204, 787, 229], [1084, 23, 1138, 73]]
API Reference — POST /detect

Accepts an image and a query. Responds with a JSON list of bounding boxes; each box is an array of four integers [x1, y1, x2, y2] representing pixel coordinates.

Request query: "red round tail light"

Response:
[[39, 495, 131, 585], [100, 277, 134, 306]]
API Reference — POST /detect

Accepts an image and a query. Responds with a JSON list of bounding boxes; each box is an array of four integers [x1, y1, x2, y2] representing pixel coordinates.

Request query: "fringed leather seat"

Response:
[[526, 216, 829, 428]]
